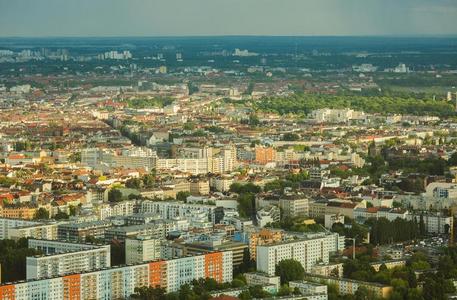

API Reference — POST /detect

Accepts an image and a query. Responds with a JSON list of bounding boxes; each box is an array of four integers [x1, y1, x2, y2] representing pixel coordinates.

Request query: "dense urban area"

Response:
[[0, 37, 457, 300]]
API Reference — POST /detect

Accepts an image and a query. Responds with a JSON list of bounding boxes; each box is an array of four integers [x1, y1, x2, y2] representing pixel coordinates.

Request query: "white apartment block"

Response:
[[26, 246, 110, 279], [310, 108, 365, 123], [245, 272, 281, 290], [98, 200, 135, 220], [2, 252, 233, 299], [353, 208, 452, 234], [256, 205, 281, 228], [324, 214, 345, 229], [140, 201, 218, 223], [126, 236, 162, 264], [28, 239, 110, 255], [156, 158, 209, 175], [82, 147, 157, 171], [256, 233, 344, 276], [0, 217, 39, 239], [210, 176, 234, 192], [289, 281, 328, 300], [425, 182, 457, 199], [4, 220, 59, 240], [407, 213, 453, 234]]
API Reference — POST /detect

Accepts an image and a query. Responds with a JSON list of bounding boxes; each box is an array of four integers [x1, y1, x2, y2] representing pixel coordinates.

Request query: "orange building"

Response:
[[205, 252, 223, 283], [0, 284, 15, 300], [1, 205, 38, 219], [255, 146, 276, 164], [249, 229, 283, 260]]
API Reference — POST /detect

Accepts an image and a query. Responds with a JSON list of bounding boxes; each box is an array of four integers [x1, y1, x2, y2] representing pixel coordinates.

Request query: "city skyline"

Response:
[[1, 0, 457, 37]]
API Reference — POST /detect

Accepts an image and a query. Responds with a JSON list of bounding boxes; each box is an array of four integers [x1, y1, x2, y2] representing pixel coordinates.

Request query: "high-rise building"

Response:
[[26, 240, 110, 280], [256, 233, 344, 276], [125, 236, 162, 264], [0, 252, 233, 299]]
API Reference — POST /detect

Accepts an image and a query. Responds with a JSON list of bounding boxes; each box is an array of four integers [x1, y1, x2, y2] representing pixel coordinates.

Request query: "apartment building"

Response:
[[156, 158, 209, 175], [125, 236, 162, 264], [370, 260, 406, 272], [26, 244, 110, 279], [306, 274, 393, 299], [425, 182, 457, 199], [256, 205, 281, 228], [245, 272, 281, 290], [248, 229, 283, 260], [407, 213, 453, 234], [0, 204, 39, 220], [105, 223, 166, 243], [0, 217, 41, 239], [173, 241, 247, 268], [256, 232, 344, 276], [97, 200, 135, 220], [289, 281, 328, 300], [353, 208, 453, 234], [279, 195, 309, 218], [0, 252, 233, 300], [7, 222, 59, 240], [81, 147, 157, 171], [140, 201, 221, 224], [57, 220, 112, 242], [190, 179, 210, 195], [311, 262, 344, 278], [28, 238, 108, 253], [255, 146, 276, 164], [210, 176, 234, 192]]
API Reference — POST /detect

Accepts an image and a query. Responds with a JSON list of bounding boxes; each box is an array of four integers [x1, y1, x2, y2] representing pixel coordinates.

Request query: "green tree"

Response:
[[69, 152, 81, 163], [176, 191, 191, 202], [238, 290, 252, 300], [131, 286, 167, 299], [34, 207, 50, 220], [282, 133, 300, 141], [237, 193, 255, 219], [249, 285, 271, 298], [0, 238, 43, 282], [126, 178, 142, 189], [54, 210, 69, 220], [277, 284, 292, 296], [275, 259, 305, 284], [142, 174, 156, 188], [449, 152, 457, 166], [108, 188, 123, 203]]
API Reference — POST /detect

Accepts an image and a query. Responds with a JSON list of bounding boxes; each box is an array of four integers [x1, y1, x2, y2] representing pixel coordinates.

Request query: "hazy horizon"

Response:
[[1, 0, 457, 37]]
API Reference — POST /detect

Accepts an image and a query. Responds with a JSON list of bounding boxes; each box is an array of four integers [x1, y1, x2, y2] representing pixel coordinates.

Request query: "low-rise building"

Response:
[[245, 272, 281, 290], [306, 274, 393, 299], [289, 281, 328, 300]]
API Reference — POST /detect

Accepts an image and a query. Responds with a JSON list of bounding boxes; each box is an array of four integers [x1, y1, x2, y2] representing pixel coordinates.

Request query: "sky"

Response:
[[1, 0, 457, 37]]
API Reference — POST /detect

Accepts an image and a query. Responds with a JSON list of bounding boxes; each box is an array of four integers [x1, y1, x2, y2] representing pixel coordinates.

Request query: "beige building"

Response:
[[306, 274, 393, 299], [279, 195, 309, 218]]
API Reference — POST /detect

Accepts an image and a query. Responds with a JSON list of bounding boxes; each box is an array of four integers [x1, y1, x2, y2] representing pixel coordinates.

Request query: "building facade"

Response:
[[0, 251, 233, 300]]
